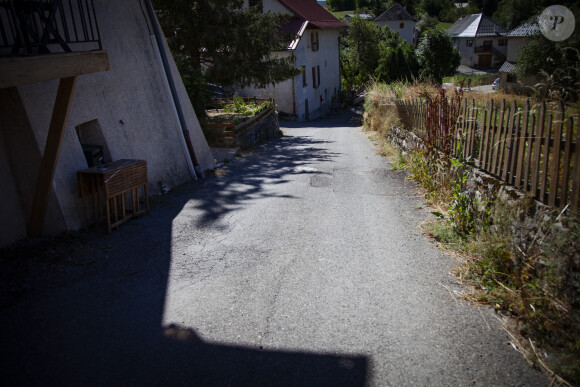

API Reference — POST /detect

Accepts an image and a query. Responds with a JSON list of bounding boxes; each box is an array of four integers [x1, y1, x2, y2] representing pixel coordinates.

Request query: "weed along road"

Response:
[[1, 111, 547, 385]]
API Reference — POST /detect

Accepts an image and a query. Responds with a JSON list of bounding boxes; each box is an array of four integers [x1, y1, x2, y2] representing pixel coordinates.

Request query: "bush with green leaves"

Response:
[[223, 95, 273, 117], [415, 28, 460, 85]]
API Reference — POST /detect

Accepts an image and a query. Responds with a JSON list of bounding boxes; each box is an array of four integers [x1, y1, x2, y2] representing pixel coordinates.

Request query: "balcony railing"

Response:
[[474, 45, 492, 53], [0, 0, 102, 57]]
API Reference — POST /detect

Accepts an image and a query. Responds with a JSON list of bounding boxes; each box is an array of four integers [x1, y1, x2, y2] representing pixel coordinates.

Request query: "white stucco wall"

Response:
[[375, 20, 415, 44], [454, 37, 508, 67], [454, 38, 475, 66], [0, 0, 213, 245], [294, 28, 341, 120], [241, 28, 341, 121], [507, 38, 527, 62]]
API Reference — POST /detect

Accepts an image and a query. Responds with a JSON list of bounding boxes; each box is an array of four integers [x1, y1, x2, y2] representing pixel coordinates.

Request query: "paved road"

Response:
[[1, 111, 546, 385]]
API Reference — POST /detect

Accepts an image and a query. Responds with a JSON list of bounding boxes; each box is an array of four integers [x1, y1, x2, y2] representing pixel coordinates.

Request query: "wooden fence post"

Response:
[[549, 102, 565, 207], [530, 100, 546, 200]]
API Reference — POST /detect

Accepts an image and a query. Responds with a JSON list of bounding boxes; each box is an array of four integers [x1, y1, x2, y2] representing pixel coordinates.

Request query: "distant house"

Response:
[[243, 0, 346, 121], [499, 20, 540, 89], [374, 2, 416, 44], [0, 0, 213, 247], [447, 13, 507, 68]]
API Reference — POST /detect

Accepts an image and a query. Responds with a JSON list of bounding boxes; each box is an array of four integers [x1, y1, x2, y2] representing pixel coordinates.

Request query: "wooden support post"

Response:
[[28, 76, 77, 237]]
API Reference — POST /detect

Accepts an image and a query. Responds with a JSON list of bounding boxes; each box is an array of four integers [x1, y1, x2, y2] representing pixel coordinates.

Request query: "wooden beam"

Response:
[[28, 76, 77, 237], [0, 50, 109, 89]]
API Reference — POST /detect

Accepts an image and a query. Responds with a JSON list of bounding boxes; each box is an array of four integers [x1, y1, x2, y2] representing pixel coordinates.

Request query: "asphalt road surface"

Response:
[[1, 111, 547, 386]]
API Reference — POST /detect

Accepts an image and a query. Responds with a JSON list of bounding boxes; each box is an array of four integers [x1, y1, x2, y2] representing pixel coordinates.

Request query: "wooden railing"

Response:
[[395, 98, 580, 214]]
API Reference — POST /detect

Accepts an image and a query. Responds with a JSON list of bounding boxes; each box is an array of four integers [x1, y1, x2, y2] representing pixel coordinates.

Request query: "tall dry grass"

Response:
[[364, 81, 438, 135]]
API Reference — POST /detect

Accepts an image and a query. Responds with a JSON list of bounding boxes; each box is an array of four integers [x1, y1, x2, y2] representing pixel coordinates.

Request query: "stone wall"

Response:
[[388, 126, 580, 308], [235, 108, 282, 149]]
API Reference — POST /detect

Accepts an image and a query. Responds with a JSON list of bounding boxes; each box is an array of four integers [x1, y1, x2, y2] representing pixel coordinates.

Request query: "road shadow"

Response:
[[0, 111, 366, 386], [280, 109, 363, 129], [192, 133, 341, 227]]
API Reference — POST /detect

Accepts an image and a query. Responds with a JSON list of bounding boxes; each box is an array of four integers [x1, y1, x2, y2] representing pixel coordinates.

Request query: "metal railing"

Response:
[[0, 0, 102, 57]]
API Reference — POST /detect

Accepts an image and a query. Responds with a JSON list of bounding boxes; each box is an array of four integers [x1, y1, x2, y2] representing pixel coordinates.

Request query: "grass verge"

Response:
[[364, 81, 580, 385]]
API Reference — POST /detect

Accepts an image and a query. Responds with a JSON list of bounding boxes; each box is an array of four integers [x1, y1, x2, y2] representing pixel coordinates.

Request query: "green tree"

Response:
[[341, 18, 419, 89], [516, 31, 580, 101], [341, 17, 382, 89], [415, 28, 460, 84], [152, 0, 299, 115]]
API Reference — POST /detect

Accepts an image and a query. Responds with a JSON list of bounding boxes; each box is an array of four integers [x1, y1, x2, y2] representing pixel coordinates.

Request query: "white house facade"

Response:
[[499, 21, 540, 89], [0, 0, 213, 247], [243, 0, 346, 121], [374, 2, 416, 45], [447, 13, 507, 68]]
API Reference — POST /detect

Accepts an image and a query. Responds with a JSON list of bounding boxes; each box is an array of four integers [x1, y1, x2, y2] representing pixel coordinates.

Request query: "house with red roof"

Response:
[[243, 0, 346, 120]]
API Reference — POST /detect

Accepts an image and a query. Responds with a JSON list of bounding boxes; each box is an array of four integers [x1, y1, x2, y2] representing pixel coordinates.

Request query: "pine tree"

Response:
[[152, 0, 299, 114]]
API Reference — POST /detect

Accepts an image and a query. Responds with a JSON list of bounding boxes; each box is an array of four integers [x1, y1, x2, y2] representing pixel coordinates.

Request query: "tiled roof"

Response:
[[447, 13, 506, 37], [506, 20, 540, 37], [499, 61, 517, 73], [278, 0, 347, 29], [375, 3, 415, 22]]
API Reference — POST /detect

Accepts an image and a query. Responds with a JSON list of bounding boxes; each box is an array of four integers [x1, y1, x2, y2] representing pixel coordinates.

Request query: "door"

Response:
[[479, 54, 492, 67], [305, 99, 309, 121]]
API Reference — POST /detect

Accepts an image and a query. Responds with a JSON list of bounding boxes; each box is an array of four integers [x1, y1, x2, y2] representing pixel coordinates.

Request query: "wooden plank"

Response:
[[530, 101, 546, 199], [29, 76, 78, 236], [490, 100, 505, 175], [509, 102, 522, 186], [480, 100, 492, 169], [0, 51, 109, 89], [540, 112, 554, 204], [515, 100, 530, 189], [468, 100, 476, 159], [501, 102, 513, 181], [488, 100, 498, 173], [548, 102, 565, 207], [571, 114, 580, 214], [560, 116, 574, 207], [523, 104, 535, 193]]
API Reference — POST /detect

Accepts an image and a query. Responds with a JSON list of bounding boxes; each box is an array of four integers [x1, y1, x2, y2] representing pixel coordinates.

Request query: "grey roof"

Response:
[[499, 61, 516, 73], [506, 20, 540, 37], [375, 3, 415, 22], [447, 13, 507, 37]]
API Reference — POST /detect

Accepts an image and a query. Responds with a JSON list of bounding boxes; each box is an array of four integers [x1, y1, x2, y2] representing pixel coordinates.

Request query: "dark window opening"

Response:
[[311, 31, 319, 52]]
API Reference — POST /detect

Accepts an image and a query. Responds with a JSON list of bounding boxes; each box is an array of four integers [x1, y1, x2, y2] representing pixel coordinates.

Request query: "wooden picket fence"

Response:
[[394, 98, 580, 214]]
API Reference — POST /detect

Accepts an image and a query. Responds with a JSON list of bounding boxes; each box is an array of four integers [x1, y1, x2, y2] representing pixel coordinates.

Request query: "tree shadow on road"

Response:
[[191, 133, 341, 227], [0, 111, 368, 386]]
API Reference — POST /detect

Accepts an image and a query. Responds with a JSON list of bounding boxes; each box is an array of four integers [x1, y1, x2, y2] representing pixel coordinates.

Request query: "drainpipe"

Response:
[[292, 54, 296, 115], [144, 0, 204, 179]]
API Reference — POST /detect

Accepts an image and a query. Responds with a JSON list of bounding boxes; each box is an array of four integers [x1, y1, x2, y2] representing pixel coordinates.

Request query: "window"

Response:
[[400, 22, 404, 29], [312, 66, 321, 88], [312, 67, 316, 88], [498, 39, 507, 46], [301, 65, 307, 87], [466, 39, 473, 47], [311, 31, 319, 52]]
